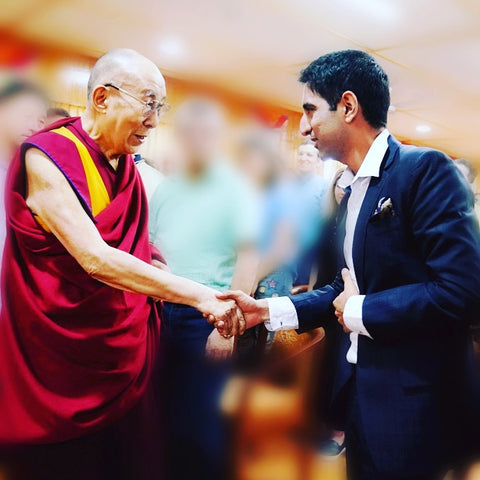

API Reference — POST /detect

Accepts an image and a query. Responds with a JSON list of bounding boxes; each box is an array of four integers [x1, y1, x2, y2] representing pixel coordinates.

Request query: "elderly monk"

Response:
[[0, 49, 242, 479]]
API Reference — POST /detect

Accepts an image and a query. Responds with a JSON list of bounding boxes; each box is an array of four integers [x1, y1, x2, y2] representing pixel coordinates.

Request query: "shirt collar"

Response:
[[339, 129, 390, 188]]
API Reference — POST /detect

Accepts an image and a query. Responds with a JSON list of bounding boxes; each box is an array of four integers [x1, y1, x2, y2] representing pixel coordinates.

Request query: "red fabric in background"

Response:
[[0, 118, 160, 445]]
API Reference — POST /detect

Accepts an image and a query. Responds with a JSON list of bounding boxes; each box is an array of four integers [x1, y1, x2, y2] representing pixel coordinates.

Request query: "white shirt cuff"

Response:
[[343, 295, 372, 339], [265, 297, 299, 331]]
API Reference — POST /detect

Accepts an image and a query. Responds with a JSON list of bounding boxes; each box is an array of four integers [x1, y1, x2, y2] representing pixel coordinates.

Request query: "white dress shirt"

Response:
[[265, 129, 390, 364]]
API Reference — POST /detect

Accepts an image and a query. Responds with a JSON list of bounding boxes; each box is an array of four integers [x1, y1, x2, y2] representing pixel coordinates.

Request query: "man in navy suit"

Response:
[[217, 50, 480, 479]]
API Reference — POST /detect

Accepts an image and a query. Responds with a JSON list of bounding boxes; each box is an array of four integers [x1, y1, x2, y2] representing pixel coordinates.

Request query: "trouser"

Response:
[[344, 377, 441, 480], [158, 302, 231, 480]]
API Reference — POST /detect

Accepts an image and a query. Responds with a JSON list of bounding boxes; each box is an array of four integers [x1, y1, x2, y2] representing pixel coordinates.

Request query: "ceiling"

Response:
[[1, 0, 479, 161]]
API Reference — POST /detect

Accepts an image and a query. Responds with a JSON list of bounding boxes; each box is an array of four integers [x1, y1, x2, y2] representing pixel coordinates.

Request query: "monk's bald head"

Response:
[[87, 48, 164, 101], [83, 49, 167, 157]]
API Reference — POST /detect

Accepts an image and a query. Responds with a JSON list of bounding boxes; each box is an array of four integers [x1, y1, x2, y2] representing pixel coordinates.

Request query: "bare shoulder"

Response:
[[25, 147, 68, 186], [24, 147, 80, 219], [24, 147, 75, 202]]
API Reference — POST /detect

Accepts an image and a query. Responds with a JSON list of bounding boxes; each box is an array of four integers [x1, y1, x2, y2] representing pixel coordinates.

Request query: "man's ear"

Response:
[[91, 85, 109, 114], [340, 91, 359, 124]]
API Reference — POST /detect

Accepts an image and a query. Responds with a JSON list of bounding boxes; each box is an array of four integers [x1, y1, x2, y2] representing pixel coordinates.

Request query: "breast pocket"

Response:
[[367, 212, 403, 233]]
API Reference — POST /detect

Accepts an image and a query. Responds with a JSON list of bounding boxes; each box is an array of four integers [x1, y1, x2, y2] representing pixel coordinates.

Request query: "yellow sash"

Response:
[[52, 127, 111, 216]]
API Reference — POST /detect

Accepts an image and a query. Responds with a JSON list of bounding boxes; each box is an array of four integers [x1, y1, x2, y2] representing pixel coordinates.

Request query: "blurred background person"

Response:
[[311, 166, 348, 459], [292, 140, 329, 292], [0, 76, 47, 272], [148, 97, 259, 480], [455, 158, 480, 396], [313, 166, 347, 288], [235, 132, 297, 367], [455, 158, 480, 225], [46, 106, 70, 125], [134, 153, 164, 201], [156, 146, 181, 176]]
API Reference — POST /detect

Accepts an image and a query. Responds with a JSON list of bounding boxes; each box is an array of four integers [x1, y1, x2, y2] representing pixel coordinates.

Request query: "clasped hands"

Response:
[[203, 268, 359, 337]]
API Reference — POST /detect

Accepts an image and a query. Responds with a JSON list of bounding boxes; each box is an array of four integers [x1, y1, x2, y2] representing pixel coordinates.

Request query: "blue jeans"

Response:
[[158, 303, 230, 480], [255, 267, 294, 299]]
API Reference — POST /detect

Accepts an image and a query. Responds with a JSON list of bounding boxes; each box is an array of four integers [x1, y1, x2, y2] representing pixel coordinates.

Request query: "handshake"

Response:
[[201, 268, 359, 338], [200, 290, 265, 338]]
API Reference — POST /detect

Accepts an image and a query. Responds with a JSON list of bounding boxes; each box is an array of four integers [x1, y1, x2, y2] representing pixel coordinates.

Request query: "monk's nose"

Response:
[[144, 110, 160, 129]]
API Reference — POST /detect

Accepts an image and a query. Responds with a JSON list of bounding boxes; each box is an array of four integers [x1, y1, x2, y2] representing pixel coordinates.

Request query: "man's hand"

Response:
[[202, 298, 246, 337], [333, 268, 359, 333], [205, 329, 235, 361], [214, 290, 268, 330]]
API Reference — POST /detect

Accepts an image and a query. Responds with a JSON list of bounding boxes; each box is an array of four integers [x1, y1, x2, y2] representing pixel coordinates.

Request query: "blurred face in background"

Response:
[[295, 143, 319, 176], [174, 100, 224, 172], [238, 145, 276, 189], [0, 92, 47, 153], [157, 146, 182, 176]]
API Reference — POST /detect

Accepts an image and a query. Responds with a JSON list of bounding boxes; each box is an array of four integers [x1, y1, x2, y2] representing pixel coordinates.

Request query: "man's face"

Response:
[[102, 67, 166, 156], [0, 92, 46, 148], [296, 144, 318, 175], [300, 86, 346, 161]]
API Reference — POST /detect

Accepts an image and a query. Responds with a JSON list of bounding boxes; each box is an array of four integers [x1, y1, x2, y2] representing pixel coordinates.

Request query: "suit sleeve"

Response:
[[363, 150, 480, 342], [291, 269, 344, 333]]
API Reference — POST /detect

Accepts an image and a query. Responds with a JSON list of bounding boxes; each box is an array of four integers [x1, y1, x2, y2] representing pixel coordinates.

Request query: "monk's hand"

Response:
[[215, 290, 266, 332], [203, 298, 245, 337], [333, 268, 359, 333], [205, 329, 235, 361]]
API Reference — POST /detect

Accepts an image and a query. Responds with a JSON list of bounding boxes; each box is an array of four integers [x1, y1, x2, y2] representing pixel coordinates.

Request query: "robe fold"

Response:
[[0, 117, 160, 445]]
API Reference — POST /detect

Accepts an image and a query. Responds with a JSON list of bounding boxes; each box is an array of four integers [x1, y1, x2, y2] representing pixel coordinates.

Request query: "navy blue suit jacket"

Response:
[[291, 135, 480, 475]]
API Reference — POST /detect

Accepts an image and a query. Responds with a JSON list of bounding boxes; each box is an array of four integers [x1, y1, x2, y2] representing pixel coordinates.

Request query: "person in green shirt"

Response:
[[149, 98, 259, 480]]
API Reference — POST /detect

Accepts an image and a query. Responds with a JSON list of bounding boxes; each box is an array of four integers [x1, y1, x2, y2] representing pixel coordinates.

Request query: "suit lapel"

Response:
[[351, 136, 400, 292]]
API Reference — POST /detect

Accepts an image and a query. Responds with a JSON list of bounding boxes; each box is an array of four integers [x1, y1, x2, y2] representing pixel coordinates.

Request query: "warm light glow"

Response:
[[159, 37, 185, 57], [416, 124, 432, 133], [342, 0, 400, 22], [59, 66, 90, 86]]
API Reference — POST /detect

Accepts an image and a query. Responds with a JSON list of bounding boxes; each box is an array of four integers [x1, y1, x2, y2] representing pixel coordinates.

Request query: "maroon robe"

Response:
[[0, 117, 160, 446]]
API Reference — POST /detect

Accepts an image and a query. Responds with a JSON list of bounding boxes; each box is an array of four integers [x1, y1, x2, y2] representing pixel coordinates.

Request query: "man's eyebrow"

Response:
[[303, 103, 316, 110]]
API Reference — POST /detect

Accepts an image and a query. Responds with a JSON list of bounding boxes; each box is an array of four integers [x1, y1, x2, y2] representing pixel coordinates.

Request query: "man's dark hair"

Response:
[[299, 50, 390, 129], [47, 107, 70, 118]]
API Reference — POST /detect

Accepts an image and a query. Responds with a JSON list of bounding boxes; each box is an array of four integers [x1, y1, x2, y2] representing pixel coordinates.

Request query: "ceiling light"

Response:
[[159, 38, 184, 57], [416, 125, 431, 133]]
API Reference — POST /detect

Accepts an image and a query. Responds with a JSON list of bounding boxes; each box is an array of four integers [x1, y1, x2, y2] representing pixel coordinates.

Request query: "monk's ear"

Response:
[[340, 91, 359, 124], [91, 85, 109, 114]]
